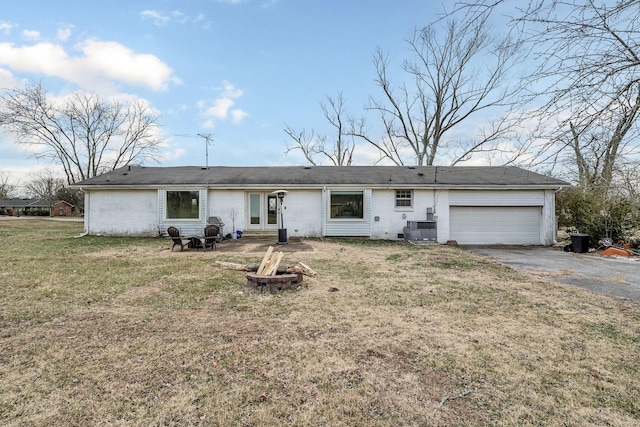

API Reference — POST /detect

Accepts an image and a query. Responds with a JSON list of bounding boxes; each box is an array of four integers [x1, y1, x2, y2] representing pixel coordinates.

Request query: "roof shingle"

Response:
[[72, 165, 568, 188]]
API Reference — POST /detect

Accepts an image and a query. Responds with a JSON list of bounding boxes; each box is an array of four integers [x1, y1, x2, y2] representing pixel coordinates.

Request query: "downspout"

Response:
[[552, 186, 564, 245], [205, 167, 210, 225], [322, 186, 327, 237], [74, 187, 89, 238]]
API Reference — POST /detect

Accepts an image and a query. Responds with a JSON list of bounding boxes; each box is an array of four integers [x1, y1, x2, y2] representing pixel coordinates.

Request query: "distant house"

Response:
[[72, 165, 568, 245], [52, 201, 75, 217], [0, 199, 51, 216], [0, 199, 76, 217]]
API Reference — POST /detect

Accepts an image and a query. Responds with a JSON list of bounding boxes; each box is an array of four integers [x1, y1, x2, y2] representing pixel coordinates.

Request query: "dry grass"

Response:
[[1, 219, 639, 426]]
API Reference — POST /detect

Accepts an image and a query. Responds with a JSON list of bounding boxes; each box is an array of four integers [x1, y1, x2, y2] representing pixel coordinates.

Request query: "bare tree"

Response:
[[284, 93, 355, 166], [0, 171, 17, 199], [615, 161, 640, 200], [454, 0, 640, 190], [55, 185, 83, 212], [350, 14, 523, 166], [25, 170, 65, 215], [0, 83, 165, 185], [523, 0, 640, 191]]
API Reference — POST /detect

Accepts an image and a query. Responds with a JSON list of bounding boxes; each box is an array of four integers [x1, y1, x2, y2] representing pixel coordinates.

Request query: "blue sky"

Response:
[[0, 0, 442, 189]]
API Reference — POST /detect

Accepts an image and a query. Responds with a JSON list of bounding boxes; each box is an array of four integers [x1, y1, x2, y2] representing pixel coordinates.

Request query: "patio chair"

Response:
[[167, 226, 191, 252], [203, 225, 219, 251]]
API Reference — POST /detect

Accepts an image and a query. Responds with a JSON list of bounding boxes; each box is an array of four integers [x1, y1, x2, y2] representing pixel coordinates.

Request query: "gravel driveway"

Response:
[[468, 247, 640, 303]]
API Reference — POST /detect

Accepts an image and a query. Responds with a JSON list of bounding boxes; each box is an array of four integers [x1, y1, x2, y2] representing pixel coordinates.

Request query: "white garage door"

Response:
[[450, 206, 541, 245]]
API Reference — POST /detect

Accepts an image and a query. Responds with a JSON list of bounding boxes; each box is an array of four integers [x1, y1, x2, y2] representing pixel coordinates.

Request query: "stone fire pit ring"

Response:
[[246, 272, 303, 291]]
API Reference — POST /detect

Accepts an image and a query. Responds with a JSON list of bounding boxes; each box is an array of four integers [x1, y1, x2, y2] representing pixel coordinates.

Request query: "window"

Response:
[[249, 194, 261, 224], [166, 191, 199, 219], [395, 190, 413, 208], [330, 191, 363, 219], [268, 195, 278, 224]]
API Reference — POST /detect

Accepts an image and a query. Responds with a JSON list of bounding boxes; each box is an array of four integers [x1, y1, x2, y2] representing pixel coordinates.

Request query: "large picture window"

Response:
[[330, 191, 364, 219], [166, 191, 199, 219]]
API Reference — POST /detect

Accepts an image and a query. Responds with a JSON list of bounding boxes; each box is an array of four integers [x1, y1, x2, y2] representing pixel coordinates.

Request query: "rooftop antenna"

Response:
[[175, 133, 215, 168], [197, 133, 214, 169]]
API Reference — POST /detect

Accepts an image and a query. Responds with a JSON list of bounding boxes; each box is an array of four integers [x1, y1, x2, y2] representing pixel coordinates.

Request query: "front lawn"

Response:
[[1, 219, 638, 426]]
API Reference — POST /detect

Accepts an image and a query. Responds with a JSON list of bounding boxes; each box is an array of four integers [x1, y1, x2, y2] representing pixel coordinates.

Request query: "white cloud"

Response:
[[166, 104, 189, 115], [22, 30, 40, 41], [0, 164, 64, 193], [351, 144, 392, 166], [230, 109, 249, 123], [193, 13, 212, 30], [205, 97, 235, 119], [198, 81, 248, 125], [57, 25, 73, 41], [170, 10, 187, 23], [141, 9, 208, 28], [202, 119, 215, 129], [76, 39, 180, 90], [0, 39, 180, 92], [0, 22, 12, 34], [162, 147, 188, 162], [0, 42, 68, 74], [0, 67, 20, 88], [141, 10, 171, 26], [221, 81, 243, 98]]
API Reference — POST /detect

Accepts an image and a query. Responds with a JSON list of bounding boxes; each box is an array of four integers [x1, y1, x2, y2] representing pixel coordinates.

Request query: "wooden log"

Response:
[[261, 254, 277, 275], [256, 246, 274, 275], [215, 261, 317, 277], [215, 261, 253, 271], [264, 252, 284, 276], [294, 262, 317, 277]]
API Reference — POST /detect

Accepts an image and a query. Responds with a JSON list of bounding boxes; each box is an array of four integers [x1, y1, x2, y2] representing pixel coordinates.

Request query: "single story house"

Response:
[[0, 199, 76, 217], [0, 199, 51, 216], [72, 165, 567, 245], [52, 200, 76, 217]]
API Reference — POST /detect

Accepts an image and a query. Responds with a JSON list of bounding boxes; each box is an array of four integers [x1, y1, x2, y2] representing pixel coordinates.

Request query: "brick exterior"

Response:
[[52, 201, 74, 217]]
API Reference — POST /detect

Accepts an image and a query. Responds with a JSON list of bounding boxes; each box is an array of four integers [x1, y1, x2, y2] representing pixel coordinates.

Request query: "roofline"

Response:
[[74, 184, 567, 191], [71, 165, 569, 189]]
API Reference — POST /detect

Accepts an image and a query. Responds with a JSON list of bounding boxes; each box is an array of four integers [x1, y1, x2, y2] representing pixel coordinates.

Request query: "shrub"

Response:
[[557, 188, 640, 248]]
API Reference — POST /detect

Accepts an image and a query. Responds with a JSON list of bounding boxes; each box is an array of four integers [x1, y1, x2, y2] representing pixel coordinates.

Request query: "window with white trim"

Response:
[[330, 191, 364, 219], [395, 190, 413, 208], [166, 191, 199, 219]]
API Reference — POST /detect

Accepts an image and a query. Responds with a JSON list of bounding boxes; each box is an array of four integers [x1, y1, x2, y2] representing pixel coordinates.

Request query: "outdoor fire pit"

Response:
[[215, 245, 315, 292], [246, 271, 303, 291]]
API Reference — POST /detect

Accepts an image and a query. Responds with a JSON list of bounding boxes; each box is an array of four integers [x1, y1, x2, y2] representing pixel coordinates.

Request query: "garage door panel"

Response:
[[450, 206, 541, 245]]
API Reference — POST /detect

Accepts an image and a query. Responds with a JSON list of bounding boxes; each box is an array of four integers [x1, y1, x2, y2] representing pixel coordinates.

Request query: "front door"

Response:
[[247, 193, 279, 230]]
